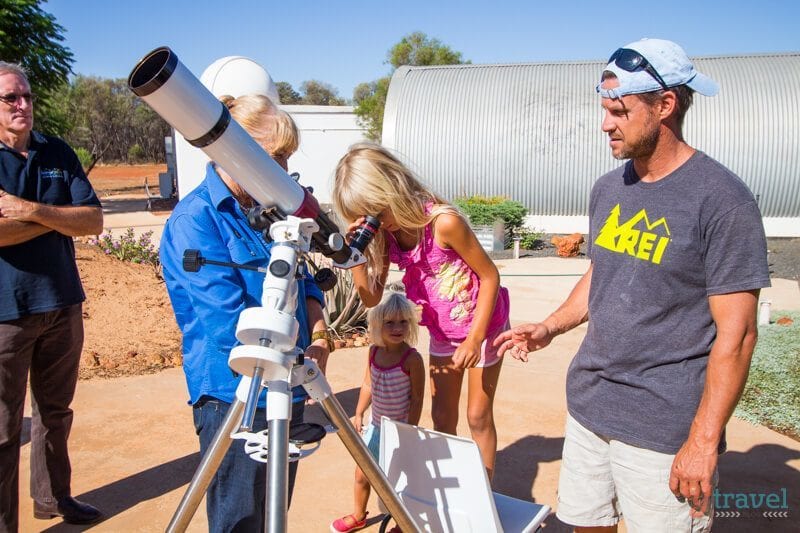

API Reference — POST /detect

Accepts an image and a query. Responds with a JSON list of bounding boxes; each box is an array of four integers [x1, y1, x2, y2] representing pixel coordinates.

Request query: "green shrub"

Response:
[[517, 227, 545, 250], [89, 228, 160, 271], [75, 147, 92, 171], [127, 143, 145, 163], [735, 311, 800, 438], [454, 195, 527, 232]]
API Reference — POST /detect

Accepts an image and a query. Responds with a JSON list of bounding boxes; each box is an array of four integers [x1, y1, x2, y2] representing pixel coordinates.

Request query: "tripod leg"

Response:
[[302, 361, 418, 531], [266, 381, 291, 533], [166, 399, 245, 533], [319, 396, 419, 532]]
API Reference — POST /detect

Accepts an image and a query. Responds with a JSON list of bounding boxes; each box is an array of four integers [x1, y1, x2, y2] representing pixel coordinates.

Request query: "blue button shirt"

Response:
[[160, 164, 324, 407]]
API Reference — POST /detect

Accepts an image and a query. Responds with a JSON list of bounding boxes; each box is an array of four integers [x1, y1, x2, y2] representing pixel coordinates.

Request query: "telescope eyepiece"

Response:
[[350, 216, 381, 253]]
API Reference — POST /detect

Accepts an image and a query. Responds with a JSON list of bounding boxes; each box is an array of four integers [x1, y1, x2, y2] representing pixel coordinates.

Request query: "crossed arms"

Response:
[[0, 190, 103, 246]]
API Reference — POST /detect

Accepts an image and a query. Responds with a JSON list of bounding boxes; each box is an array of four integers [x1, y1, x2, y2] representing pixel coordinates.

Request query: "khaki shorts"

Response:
[[557, 414, 715, 532]]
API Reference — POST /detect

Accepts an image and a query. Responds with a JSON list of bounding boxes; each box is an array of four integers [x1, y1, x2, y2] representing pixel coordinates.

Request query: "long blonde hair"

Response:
[[219, 94, 298, 156], [332, 143, 460, 290]]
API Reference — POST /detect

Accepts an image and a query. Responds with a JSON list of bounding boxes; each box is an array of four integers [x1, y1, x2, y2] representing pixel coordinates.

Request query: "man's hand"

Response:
[[0, 191, 36, 221], [493, 323, 555, 362], [669, 438, 718, 518]]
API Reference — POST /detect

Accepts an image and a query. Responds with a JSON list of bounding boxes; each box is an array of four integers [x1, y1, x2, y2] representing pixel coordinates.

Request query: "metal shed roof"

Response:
[[382, 53, 800, 235]]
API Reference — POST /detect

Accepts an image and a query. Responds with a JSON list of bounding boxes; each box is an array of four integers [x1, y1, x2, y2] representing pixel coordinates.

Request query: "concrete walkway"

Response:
[[18, 204, 800, 531]]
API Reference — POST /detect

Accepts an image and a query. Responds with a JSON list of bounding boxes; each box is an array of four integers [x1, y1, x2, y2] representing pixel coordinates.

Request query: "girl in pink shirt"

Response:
[[331, 287, 425, 533], [332, 143, 510, 481]]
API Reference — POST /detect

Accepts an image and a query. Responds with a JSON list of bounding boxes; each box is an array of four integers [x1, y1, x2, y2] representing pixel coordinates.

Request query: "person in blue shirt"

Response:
[[160, 93, 331, 532], [0, 62, 104, 529]]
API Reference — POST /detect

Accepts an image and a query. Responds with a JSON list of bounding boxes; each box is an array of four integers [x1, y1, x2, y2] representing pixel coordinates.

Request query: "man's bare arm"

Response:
[[0, 192, 103, 239], [669, 289, 760, 516], [0, 218, 52, 246], [494, 264, 593, 359]]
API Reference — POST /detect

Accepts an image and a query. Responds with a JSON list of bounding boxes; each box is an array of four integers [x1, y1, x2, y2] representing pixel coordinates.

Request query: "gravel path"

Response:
[[492, 236, 800, 282]]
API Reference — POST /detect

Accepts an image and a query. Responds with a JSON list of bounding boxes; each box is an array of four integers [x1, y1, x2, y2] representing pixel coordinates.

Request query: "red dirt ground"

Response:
[[88, 163, 166, 196], [78, 164, 182, 379]]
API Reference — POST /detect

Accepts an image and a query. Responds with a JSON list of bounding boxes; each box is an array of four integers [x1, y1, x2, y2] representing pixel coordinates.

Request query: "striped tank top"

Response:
[[369, 345, 414, 428]]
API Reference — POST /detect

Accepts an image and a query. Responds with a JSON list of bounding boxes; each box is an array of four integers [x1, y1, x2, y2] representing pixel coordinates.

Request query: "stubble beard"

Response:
[[614, 113, 661, 161]]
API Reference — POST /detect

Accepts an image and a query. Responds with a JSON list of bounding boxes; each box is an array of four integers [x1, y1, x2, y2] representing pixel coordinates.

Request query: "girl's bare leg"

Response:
[[466, 358, 503, 480]]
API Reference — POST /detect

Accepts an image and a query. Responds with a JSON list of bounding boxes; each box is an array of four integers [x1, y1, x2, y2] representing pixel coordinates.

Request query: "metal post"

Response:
[[758, 300, 772, 326]]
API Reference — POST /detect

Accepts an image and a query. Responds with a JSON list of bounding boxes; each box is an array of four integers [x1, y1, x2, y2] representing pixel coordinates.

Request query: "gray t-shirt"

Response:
[[567, 151, 771, 454]]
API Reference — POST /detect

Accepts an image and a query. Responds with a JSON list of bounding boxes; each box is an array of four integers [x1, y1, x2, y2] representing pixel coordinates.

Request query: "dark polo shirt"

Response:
[[0, 131, 101, 321]]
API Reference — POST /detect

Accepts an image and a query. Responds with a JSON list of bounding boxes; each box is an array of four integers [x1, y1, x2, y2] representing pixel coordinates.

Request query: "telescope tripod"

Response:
[[166, 216, 416, 533]]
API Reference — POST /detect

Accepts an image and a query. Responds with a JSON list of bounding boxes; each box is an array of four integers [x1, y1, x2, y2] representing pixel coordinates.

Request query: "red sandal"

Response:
[[330, 512, 368, 533]]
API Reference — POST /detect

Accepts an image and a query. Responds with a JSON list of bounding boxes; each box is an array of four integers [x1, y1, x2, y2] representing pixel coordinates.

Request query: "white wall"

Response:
[[281, 105, 367, 204], [175, 105, 366, 204]]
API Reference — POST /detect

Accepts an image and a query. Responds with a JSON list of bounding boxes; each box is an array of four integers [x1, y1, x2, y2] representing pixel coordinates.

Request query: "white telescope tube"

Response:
[[128, 47, 303, 213], [129, 47, 360, 265]]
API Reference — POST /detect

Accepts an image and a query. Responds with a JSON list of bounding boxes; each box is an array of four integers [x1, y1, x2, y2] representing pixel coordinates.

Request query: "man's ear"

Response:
[[659, 90, 679, 121]]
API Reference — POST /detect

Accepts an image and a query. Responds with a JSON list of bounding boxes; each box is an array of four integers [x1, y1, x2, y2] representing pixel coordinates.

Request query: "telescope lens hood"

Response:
[[128, 46, 179, 97]]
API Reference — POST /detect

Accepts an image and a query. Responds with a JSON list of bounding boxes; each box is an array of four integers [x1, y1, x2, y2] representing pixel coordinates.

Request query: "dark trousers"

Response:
[[0, 304, 83, 533], [193, 397, 304, 533]]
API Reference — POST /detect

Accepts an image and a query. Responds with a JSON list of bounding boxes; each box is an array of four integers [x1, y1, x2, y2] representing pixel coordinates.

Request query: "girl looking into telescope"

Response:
[[160, 94, 330, 532], [332, 143, 510, 481]]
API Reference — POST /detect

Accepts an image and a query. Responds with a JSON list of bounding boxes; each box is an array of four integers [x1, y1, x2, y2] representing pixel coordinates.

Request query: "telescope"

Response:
[[128, 46, 361, 268], [128, 47, 416, 533]]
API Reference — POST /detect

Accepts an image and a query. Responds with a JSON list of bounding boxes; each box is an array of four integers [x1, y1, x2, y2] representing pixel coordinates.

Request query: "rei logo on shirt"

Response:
[[594, 204, 671, 264]]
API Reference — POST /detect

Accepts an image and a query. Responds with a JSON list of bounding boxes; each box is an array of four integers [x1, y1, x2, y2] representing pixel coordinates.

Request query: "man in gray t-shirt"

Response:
[[495, 39, 769, 532]]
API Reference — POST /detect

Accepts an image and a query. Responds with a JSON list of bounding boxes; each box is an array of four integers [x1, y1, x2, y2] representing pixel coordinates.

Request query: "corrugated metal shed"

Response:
[[382, 54, 799, 235]]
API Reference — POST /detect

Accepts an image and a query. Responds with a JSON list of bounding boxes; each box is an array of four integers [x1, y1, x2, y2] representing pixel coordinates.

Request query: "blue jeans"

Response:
[[193, 397, 304, 532]]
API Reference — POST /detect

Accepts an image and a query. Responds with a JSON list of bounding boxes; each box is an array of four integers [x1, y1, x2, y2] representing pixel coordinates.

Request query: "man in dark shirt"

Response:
[[0, 62, 104, 530], [495, 39, 769, 532]]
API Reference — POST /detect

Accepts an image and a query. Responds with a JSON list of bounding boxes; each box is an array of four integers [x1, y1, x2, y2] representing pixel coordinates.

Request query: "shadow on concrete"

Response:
[[41, 452, 200, 532], [493, 435, 567, 531], [33, 390, 361, 531], [303, 387, 361, 428], [494, 434, 564, 501], [714, 443, 799, 532]]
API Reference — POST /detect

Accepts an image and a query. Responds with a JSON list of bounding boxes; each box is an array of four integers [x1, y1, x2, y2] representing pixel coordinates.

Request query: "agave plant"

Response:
[[306, 254, 368, 339]]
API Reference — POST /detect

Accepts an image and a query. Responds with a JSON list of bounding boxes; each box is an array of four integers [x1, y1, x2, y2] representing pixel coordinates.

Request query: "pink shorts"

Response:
[[428, 321, 509, 368]]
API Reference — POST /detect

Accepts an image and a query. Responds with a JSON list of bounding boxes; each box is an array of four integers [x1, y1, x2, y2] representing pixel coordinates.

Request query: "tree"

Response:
[[300, 80, 346, 106], [388, 32, 466, 70], [352, 77, 390, 141], [0, 0, 74, 135], [276, 81, 301, 104], [59, 76, 170, 172], [354, 32, 468, 141]]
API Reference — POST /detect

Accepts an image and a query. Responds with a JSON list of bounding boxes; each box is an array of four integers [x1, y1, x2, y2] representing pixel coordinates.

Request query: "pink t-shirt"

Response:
[[386, 208, 510, 343]]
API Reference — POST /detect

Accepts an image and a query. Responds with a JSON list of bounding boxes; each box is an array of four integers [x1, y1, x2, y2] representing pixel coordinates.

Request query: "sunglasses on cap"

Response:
[[608, 48, 669, 91]]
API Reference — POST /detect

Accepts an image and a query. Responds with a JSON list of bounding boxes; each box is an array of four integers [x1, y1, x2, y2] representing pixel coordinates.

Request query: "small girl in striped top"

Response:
[[330, 285, 425, 533]]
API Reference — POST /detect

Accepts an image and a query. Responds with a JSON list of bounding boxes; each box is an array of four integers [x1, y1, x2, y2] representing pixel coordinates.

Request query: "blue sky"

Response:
[[47, 0, 799, 100]]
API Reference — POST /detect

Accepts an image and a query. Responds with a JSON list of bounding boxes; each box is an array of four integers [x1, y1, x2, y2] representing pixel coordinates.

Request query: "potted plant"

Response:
[[454, 196, 527, 252]]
